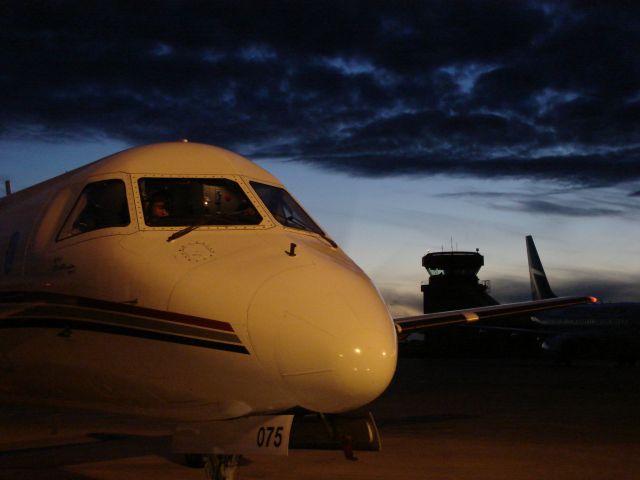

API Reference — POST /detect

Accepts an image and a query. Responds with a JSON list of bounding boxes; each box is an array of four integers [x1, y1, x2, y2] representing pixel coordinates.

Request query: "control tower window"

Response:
[[58, 180, 130, 240], [250, 182, 324, 235], [138, 178, 262, 226]]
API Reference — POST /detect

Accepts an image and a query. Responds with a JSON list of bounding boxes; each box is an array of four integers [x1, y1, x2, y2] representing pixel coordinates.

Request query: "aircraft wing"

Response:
[[393, 295, 597, 334]]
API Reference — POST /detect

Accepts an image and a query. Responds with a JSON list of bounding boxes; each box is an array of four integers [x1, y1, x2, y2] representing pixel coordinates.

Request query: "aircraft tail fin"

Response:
[[526, 235, 556, 300]]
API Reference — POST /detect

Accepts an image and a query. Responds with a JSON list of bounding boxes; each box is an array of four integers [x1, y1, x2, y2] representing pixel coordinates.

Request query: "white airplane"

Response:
[[0, 141, 593, 479]]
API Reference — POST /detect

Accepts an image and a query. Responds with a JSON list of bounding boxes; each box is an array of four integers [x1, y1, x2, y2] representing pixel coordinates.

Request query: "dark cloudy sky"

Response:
[[2, 1, 640, 310]]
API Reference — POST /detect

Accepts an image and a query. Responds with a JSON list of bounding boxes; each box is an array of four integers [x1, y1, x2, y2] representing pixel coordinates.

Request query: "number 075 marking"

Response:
[[256, 426, 284, 448]]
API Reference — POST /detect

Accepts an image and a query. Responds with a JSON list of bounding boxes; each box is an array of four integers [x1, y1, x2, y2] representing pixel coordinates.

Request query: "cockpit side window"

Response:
[[57, 180, 130, 240], [138, 178, 262, 226], [250, 182, 324, 235]]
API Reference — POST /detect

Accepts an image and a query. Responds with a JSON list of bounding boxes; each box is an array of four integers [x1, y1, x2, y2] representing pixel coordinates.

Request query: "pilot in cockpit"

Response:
[[146, 192, 172, 224]]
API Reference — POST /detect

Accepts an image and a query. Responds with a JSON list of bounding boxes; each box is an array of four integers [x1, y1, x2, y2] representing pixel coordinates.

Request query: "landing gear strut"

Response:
[[204, 454, 240, 480]]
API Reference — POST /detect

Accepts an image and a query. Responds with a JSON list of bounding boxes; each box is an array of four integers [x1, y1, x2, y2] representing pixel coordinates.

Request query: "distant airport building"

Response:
[[404, 249, 538, 358], [421, 250, 498, 313]]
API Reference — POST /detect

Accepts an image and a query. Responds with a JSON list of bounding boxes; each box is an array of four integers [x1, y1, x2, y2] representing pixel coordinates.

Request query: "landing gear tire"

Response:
[[204, 454, 240, 480]]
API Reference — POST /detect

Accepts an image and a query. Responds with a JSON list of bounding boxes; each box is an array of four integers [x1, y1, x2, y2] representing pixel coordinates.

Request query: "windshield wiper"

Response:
[[167, 215, 211, 242]]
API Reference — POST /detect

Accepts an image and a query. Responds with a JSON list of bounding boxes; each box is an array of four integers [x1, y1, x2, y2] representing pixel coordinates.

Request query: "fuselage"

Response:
[[533, 302, 640, 328], [0, 142, 397, 421], [532, 303, 640, 360]]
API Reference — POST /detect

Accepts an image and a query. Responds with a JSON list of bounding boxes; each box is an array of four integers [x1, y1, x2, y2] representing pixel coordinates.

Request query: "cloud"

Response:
[[497, 199, 622, 217], [2, 1, 640, 185], [546, 275, 640, 304], [491, 273, 640, 304], [436, 185, 638, 218], [378, 287, 423, 317]]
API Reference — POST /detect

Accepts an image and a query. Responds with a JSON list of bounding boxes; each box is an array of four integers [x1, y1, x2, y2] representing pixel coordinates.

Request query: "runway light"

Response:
[[354, 348, 361, 355], [589, 296, 599, 303]]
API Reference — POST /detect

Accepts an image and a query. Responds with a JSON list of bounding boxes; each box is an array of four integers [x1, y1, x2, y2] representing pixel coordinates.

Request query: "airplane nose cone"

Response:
[[248, 263, 397, 413], [276, 320, 396, 412]]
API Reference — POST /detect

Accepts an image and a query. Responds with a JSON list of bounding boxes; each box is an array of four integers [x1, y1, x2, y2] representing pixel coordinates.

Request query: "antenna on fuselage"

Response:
[[4, 180, 11, 196]]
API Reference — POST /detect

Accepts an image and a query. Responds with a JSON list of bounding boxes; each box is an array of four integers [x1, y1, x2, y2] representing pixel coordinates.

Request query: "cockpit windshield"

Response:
[[139, 178, 262, 226], [250, 182, 324, 235]]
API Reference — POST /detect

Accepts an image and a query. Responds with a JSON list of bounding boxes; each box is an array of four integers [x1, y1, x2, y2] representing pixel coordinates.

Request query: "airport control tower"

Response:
[[421, 250, 499, 313]]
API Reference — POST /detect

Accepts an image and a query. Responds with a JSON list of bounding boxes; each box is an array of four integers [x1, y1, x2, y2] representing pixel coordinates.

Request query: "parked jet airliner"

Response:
[[0, 142, 593, 479], [527, 235, 640, 364]]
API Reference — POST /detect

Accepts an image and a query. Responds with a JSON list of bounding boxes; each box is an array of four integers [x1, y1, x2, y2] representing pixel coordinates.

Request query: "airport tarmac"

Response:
[[1, 357, 639, 480]]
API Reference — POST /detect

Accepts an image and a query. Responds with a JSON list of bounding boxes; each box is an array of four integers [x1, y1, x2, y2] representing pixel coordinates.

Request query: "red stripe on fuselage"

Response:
[[0, 291, 234, 333]]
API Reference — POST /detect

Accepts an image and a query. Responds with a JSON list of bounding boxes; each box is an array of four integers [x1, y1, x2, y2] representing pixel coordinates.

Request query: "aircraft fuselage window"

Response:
[[58, 180, 130, 240], [139, 178, 262, 226], [250, 182, 324, 235]]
